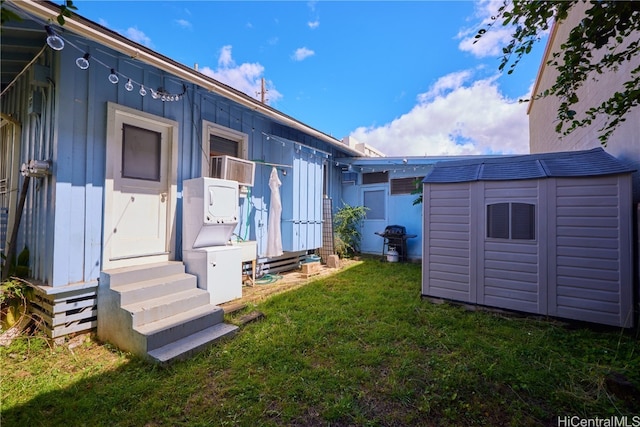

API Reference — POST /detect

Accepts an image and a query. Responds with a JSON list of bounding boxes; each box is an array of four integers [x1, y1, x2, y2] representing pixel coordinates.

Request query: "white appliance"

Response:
[[183, 177, 238, 249], [210, 155, 256, 187], [183, 246, 242, 306], [182, 177, 242, 305]]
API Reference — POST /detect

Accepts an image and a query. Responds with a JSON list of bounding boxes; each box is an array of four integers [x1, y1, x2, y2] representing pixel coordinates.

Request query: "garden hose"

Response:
[[255, 273, 282, 285]]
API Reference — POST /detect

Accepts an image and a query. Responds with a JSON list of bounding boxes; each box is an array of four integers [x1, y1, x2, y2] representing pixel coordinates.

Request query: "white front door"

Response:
[[103, 103, 178, 270]]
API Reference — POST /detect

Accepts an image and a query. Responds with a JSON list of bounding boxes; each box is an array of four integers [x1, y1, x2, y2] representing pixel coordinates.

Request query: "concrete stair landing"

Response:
[[98, 261, 237, 363]]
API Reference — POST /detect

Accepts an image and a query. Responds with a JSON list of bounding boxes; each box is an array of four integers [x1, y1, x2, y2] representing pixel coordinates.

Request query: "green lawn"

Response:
[[2, 259, 638, 426]]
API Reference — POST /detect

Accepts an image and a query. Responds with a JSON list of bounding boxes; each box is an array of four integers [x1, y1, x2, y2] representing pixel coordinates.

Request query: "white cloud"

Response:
[[457, 0, 550, 58], [123, 27, 152, 47], [199, 45, 282, 104], [95, 19, 153, 48], [419, 70, 475, 102], [457, 0, 514, 58], [175, 19, 192, 30], [308, 20, 320, 29], [292, 47, 315, 61], [218, 45, 234, 67], [350, 70, 530, 156]]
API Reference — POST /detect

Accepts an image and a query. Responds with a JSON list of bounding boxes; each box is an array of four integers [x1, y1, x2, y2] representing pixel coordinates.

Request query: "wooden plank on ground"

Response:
[[237, 311, 265, 326], [222, 302, 247, 314]]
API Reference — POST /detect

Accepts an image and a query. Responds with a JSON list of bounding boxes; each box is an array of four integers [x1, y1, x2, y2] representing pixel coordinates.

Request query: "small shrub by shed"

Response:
[[421, 148, 635, 328]]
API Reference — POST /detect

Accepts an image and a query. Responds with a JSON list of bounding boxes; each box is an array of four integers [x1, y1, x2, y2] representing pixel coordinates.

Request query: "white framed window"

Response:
[[487, 202, 536, 240], [201, 121, 248, 177]]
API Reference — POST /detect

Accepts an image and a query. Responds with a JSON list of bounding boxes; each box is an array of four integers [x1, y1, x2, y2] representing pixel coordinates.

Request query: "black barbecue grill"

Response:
[[374, 225, 417, 262]]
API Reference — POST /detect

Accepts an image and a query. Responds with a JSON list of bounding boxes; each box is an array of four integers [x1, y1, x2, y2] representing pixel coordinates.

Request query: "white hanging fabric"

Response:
[[265, 167, 283, 257]]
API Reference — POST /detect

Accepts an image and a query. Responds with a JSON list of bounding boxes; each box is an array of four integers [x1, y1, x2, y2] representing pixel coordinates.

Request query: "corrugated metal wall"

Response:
[[0, 49, 56, 284]]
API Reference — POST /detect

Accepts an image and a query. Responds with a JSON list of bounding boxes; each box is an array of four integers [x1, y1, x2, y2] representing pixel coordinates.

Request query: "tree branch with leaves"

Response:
[[476, 0, 640, 145], [1, 0, 77, 27]]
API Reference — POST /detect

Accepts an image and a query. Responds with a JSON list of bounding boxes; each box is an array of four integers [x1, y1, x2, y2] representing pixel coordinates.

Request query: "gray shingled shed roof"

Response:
[[422, 148, 635, 183]]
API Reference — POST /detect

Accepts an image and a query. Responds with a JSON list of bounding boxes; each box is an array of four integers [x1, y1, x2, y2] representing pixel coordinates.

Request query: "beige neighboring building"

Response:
[[528, 1, 640, 203]]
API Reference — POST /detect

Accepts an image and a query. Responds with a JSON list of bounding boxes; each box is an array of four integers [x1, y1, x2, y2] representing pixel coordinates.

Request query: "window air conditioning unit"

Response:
[[210, 155, 256, 187]]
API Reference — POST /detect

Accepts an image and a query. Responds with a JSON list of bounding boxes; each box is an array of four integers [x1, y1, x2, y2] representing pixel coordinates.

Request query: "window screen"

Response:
[[390, 176, 423, 195], [363, 189, 385, 220], [487, 203, 509, 239], [362, 171, 388, 184], [122, 124, 161, 181], [210, 134, 239, 157], [487, 202, 535, 240], [511, 203, 535, 240]]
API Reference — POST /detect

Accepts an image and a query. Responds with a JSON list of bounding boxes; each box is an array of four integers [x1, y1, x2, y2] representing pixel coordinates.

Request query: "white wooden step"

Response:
[[116, 273, 196, 306], [124, 288, 211, 327], [147, 323, 239, 363]]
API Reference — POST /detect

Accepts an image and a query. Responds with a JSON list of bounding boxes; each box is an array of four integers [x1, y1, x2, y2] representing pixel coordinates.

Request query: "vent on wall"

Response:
[[210, 155, 256, 187]]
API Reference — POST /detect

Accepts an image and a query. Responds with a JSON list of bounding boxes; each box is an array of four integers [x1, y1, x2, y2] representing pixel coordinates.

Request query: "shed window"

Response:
[[487, 202, 535, 240]]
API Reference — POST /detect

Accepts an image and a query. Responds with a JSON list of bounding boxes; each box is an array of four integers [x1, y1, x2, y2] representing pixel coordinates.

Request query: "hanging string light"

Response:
[[42, 25, 186, 102], [75, 53, 90, 69], [108, 69, 119, 84], [45, 25, 64, 50]]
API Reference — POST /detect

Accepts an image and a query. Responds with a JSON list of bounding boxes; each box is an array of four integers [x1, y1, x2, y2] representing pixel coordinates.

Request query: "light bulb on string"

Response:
[[108, 69, 119, 84], [151, 89, 159, 99], [45, 25, 65, 51], [125, 79, 134, 91], [139, 85, 147, 96], [75, 53, 90, 70]]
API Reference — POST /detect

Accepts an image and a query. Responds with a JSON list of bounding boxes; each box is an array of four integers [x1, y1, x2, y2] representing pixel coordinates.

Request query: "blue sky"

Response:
[[74, 0, 548, 156]]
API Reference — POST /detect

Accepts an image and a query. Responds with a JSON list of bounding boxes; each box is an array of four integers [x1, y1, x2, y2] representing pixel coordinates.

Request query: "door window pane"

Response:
[[122, 124, 161, 181], [364, 190, 385, 220]]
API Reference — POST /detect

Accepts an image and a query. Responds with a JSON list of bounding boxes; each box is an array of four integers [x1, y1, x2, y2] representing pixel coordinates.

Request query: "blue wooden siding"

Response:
[[3, 33, 353, 288], [342, 169, 427, 260]]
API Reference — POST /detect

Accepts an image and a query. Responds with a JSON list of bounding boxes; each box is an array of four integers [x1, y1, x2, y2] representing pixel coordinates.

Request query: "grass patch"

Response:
[[2, 259, 638, 426]]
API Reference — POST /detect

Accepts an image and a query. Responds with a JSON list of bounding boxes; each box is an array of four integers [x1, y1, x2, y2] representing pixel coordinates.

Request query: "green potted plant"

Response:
[[334, 203, 368, 258]]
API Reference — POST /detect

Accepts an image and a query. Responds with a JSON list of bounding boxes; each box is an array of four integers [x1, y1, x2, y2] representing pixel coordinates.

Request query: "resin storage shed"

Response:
[[421, 148, 635, 327]]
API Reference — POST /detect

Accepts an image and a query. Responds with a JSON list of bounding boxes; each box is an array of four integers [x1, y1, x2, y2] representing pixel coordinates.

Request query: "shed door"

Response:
[[360, 186, 387, 254], [103, 104, 177, 270]]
